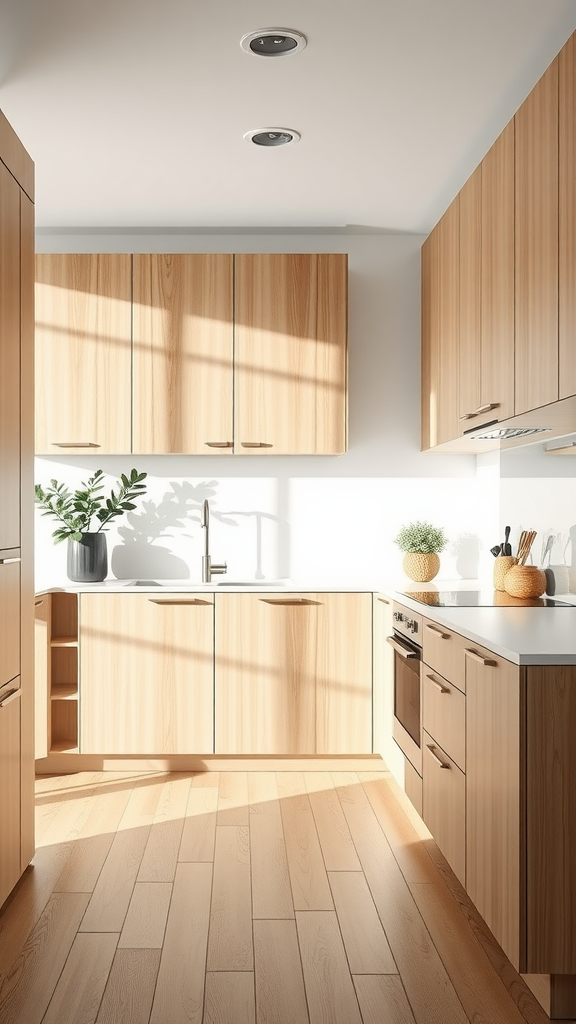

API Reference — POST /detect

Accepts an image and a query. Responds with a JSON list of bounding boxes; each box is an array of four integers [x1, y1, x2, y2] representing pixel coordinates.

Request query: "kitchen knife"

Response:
[[504, 526, 511, 556]]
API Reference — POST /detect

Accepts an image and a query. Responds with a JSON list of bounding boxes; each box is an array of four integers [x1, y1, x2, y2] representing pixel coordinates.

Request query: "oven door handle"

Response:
[[386, 635, 419, 659]]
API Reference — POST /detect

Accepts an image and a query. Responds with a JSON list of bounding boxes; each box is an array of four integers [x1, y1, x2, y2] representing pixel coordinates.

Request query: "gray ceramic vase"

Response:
[[67, 533, 108, 583]]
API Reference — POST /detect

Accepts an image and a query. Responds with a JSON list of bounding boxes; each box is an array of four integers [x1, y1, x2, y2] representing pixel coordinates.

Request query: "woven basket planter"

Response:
[[504, 564, 547, 599], [402, 551, 440, 583], [493, 555, 517, 591]]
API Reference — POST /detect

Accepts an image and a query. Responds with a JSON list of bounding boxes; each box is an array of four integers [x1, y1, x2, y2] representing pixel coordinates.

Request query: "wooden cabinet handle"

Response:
[[259, 597, 321, 606], [426, 744, 450, 769], [377, 596, 390, 604], [52, 441, 100, 448], [465, 648, 497, 667], [0, 556, 21, 565], [426, 674, 448, 694], [240, 442, 273, 448], [0, 687, 20, 708], [425, 623, 450, 639], [475, 402, 499, 415], [148, 598, 212, 606], [204, 441, 234, 448], [459, 412, 476, 421], [35, 599, 45, 607]]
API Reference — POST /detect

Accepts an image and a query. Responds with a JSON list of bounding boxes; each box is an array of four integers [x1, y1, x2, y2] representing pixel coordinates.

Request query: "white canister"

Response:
[[546, 564, 570, 595]]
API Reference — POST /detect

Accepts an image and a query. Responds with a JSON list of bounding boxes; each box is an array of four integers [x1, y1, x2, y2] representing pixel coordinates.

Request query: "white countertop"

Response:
[[37, 577, 576, 665], [381, 582, 576, 666]]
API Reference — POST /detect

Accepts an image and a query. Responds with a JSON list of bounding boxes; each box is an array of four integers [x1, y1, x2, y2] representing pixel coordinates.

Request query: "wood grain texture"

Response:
[[118, 881, 172, 949], [328, 870, 396, 973], [421, 227, 439, 450], [0, 892, 90, 1024], [514, 58, 559, 414], [0, 162, 21, 548], [204, 973, 256, 1024], [179, 772, 219, 862], [0, 106, 34, 198], [437, 197, 461, 445], [559, 33, 576, 399], [215, 593, 371, 755], [42, 932, 118, 1024], [353, 975, 416, 1024], [248, 773, 294, 919], [253, 919, 309, 1024], [34, 595, 50, 759], [422, 669, 466, 771], [35, 254, 132, 454], [0, 688, 21, 906], [421, 731, 466, 887], [458, 163, 482, 420], [149, 862, 213, 1024], [0, 562, 20, 687], [79, 593, 214, 754], [217, 771, 249, 826], [54, 782, 132, 893], [305, 771, 361, 870], [277, 772, 334, 911], [234, 253, 347, 454], [480, 120, 515, 419], [137, 774, 190, 882], [296, 911, 363, 1024], [96, 948, 161, 1024], [466, 650, 522, 970], [133, 253, 234, 454], [206, 826, 253, 971], [525, 665, 576, 974], [422, 619, 466, 693]]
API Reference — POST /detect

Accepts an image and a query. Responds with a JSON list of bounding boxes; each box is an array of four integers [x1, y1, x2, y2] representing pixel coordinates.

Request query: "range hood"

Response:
[[427, 394, 576, 454]]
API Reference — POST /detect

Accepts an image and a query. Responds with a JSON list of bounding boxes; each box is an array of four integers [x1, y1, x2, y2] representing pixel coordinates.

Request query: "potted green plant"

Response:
[[394, 520, 448, 582], [35, 468, 148, 583]]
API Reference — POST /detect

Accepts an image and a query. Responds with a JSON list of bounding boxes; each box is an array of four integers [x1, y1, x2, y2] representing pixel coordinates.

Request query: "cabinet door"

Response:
[[133, 254, 234, 453], [35, 254, 132, 454], [0, 556, 20, 688], [215, 592, 371, 755], [481, 122, 515, 421], [458, 164, 481, 424], [79, 594, 214, 754], [465, 645, 522, 970], [372, 594, 404, 777], [559, 33, 576, 399], [422, 730, 465, 886], [0, 684, 21, 908], [234, 254, 348, 454], [0, 162, 21, 549], [515, 59, 559, 415]]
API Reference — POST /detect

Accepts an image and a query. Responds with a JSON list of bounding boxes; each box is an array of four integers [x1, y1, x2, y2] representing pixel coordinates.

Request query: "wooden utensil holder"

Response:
[[504, 564, 547, 599], [493, 555, 518, 591]]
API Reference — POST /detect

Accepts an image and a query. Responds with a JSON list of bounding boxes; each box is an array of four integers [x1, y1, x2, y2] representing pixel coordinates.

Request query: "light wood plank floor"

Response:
[[0, 767, 563, 1024]]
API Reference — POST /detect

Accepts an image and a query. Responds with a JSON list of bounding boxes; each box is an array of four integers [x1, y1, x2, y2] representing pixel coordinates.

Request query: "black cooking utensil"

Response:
[[503, 525, 511, 556], [490, 545, 501, 557]]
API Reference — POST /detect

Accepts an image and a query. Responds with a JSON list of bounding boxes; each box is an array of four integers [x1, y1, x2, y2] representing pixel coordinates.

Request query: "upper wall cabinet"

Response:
[[35, 252, 348, 456], [35, 254, 132, 455], [234, 254, 348, 455], [0, 163, 22, 548], [559, 32, 576, 400], [133, 254, 234, 454]]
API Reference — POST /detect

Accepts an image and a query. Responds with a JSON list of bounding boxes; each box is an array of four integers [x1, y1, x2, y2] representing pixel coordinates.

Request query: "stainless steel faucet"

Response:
[[201, 499, 227, 583]]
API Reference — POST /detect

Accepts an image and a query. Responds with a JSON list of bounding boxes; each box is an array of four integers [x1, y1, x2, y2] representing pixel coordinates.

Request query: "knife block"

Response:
[[493, 555, 518, 591]]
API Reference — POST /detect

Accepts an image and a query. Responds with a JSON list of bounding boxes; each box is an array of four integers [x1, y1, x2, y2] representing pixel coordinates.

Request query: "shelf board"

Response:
[[50, 740, 79, 753], [51, 685, 78, 701], [50, 636, 78, 648]]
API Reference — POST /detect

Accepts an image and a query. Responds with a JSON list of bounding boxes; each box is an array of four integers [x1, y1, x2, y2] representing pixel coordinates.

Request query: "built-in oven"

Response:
[[387, 605, 422, 776]]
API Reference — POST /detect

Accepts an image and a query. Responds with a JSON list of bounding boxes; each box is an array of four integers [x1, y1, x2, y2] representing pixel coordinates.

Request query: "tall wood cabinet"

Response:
[[0, 108, 34, 908], [36, 252, 348, 456]]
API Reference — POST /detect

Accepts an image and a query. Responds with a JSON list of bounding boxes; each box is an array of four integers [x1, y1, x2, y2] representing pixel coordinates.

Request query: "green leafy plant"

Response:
[[394, 521, 448, 554], [35, 468, 148, 543]]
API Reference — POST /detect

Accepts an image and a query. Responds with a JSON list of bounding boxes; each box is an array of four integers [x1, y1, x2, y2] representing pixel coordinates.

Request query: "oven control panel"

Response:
[[392, 603, 423, 642]]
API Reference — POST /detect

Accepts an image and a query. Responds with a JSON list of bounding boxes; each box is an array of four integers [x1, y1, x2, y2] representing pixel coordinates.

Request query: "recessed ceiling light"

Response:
[[243, 128, 301, 147], [240, 28, 307, 57]]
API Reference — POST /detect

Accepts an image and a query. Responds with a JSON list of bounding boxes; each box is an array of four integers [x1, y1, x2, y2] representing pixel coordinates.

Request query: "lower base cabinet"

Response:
[[0, 682, 21, 907], [422, 729, 466, 886], [214, 592, 373, 755], [79, 593, 215, 754]]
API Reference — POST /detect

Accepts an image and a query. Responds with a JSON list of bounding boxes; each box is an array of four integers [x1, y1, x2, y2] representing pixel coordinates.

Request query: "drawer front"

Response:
[[422, 666, 466, 771], [422, 618, 466, 692], [422, 729, 466, 886]]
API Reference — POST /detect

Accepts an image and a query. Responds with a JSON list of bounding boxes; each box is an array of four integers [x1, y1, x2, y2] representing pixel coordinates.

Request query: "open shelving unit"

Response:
[[49, 594, 78, 752]]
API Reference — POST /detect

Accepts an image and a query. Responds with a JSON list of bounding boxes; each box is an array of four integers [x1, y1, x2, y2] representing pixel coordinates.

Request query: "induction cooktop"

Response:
[[400, 589, 574, 608]]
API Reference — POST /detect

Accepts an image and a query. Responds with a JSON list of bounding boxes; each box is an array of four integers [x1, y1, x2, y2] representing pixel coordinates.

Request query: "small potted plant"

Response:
[[394, 520, 448, 582], [35, 468, 147, 583]]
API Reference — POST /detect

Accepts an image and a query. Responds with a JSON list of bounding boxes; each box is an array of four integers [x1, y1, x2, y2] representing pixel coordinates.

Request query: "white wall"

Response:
[[35, 230, 488, 590]]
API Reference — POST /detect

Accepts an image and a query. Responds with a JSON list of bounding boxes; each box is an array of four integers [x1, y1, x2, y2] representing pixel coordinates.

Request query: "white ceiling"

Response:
[[1, 0, 576, 233]]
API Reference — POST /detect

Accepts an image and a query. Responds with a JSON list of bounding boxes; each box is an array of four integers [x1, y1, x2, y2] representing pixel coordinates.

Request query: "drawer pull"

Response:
[[259, 598, 321, 606], [425, 623, 450, 639], [148, 598, 212, 606], [204, 441, 234, 448], [475, 402, 499, 415], [459, 412, 475, 421], [427, 744, 450, 769], [52, 441, 100, 448], [0, 688, 20, 708], [35, 599, 45, 607], [427, 674, 448, 694], [465, 648, 497, 667], [0, 556, 21, 565], [386, 636, 418, 659], [377, 596, 390, 604], [241, 441, 273, 448]]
